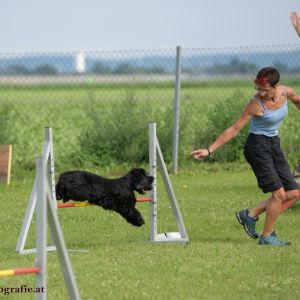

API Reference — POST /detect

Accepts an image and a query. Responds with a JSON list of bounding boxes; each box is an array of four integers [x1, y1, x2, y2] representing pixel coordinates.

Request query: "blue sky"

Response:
[[1, 0, 300, 52]]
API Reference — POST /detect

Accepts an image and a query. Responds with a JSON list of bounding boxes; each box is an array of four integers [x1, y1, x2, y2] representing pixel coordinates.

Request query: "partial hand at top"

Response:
[[291, 11, 300, 36]]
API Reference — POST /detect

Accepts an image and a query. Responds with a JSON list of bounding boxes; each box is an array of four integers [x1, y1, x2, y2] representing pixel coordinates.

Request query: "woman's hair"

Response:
[[254, 67, 280, 87]]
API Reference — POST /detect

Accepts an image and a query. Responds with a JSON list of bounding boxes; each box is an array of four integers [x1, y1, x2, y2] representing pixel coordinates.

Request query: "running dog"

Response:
[[55, 168, 154, 227]]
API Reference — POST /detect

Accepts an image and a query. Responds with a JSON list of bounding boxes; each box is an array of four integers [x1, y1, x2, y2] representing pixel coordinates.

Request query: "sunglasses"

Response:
[[254, 85, 275, 93]]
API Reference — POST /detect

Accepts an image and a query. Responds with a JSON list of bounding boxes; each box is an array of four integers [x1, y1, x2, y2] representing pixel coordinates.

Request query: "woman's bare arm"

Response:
[[190, 100, 258, 160], [286, 86, 300, 110]]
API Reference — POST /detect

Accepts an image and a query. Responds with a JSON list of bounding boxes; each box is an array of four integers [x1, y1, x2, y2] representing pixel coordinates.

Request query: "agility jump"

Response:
[[16, 128, 56, 254], [55, 123, 189, 243], [283, 160, 300, 210], [281, 189, 300, 211], [2, 156, 80, 300], [16, 123, 189, 254]]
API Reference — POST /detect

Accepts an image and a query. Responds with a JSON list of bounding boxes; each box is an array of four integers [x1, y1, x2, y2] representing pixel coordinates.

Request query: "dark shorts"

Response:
[[243, 133, 299, 193]]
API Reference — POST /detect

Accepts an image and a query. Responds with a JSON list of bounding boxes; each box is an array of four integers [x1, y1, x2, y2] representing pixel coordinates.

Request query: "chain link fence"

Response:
[[0, 44, 300, 171]]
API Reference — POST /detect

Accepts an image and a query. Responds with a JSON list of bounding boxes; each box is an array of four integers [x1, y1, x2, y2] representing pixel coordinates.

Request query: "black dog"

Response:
[[55, 168, 154, 227]]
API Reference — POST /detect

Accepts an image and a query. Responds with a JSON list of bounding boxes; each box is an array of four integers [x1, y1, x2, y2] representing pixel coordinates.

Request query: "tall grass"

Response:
[[0, 80, 299, 171], [193, 90, 249, 162], [77, 90, 174, 166]]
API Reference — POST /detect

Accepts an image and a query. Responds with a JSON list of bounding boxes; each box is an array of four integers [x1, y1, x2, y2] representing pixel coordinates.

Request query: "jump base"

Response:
[[153, 232, 189, 243], [17, 246, 88, 255]]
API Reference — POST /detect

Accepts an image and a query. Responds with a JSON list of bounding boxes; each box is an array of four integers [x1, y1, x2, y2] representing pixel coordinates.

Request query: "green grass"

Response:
[[1, 164, 300, 300], [1, 80, 300, 298]]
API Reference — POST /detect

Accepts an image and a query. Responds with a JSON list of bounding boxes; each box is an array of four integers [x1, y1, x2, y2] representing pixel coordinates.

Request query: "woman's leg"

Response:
[[248, 189, 298, 220], [262, 188, 286, 236]]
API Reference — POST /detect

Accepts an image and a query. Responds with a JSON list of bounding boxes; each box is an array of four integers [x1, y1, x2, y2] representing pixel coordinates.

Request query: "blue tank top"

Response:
[[249, 87, 288, 137]]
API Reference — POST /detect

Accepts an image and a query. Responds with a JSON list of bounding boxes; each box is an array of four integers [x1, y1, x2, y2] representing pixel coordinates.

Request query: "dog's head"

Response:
[[128, 168, 154, 194]]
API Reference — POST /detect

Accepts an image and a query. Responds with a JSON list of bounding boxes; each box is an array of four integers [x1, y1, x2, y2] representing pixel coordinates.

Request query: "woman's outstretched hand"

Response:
[[291, 11, 300, 36], [190, 148, 210, 160]]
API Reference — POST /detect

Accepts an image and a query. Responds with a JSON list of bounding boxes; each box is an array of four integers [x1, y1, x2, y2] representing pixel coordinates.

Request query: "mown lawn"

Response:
[[1, 164, 300, 300]]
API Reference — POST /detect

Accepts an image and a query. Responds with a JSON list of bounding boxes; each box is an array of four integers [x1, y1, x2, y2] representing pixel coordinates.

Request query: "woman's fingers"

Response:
[[190, 149, 207, 160], [291, 11, 299, 26]]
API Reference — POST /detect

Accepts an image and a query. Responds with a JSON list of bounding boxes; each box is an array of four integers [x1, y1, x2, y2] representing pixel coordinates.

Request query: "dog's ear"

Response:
[[139, 168, 147, 176], [129, 168, 148, 178], [129, 168, 140, 175]]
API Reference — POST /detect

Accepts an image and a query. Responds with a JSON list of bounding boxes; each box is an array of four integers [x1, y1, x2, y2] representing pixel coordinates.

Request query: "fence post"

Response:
[[172, 46, 182, 174]]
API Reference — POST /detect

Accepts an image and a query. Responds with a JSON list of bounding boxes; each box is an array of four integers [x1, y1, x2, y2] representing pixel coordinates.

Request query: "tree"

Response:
[[33, 64, 58, 75], [91, 62, 112, 74], [114, 63, 137, 74], [7, 65, 30, 75]]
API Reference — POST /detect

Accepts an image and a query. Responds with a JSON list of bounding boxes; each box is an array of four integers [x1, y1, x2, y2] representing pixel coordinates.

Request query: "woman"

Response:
[[191, 67, 300, 246]]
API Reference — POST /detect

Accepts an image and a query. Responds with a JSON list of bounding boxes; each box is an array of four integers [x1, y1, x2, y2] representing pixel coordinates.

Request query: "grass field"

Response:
[[1, 80, 300, 299], [1, 164, 300, 300]]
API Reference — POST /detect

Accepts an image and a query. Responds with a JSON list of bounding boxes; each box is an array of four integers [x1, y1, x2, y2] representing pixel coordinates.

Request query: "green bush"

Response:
[[192, 90, 300, 166], [0, 101, 21, 149], [0, 101, 12, 143], [1, 82, 298, 171], [77, 90, 176, 166], [193, 91, 249, 162], [280, 102, 300, 166]]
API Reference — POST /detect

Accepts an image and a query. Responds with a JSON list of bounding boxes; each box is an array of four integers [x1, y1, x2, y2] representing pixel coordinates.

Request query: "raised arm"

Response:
[[190, 100, 257, 160], [291, 11, 300, 38], [286, 86, 300, 109]]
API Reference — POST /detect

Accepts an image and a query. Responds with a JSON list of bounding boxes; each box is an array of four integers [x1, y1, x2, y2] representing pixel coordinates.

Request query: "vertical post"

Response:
[[47, 192, 81, 300], [45, 128, 56, 205], [172, 46, 182, 174], [149, 123, 157, 241], [45, 128, 57, 252], [35, 157, 47, 300]]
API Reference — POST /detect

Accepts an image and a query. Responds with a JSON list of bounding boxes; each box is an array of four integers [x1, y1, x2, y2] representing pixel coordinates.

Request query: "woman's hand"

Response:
[[291, 11, 300, 36], [190, 148, 210, 160]]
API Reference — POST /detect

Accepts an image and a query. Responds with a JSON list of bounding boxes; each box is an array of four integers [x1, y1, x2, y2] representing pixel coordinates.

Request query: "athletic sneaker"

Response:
[[259, 235, 291, 246], [236, 209, 259, 239]]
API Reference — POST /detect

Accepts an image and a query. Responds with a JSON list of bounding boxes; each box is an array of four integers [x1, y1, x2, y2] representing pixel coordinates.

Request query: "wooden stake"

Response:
[[0, 145, 12, 185]]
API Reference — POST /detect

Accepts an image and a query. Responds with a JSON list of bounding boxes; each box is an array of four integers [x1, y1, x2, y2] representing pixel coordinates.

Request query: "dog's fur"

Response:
[[55, 168, 153, 227]]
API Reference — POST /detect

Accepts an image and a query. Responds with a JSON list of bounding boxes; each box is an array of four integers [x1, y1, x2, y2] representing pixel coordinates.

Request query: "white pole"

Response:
[[157, 141, 188, 239], [149, 123, 157, 241], [45, 128, 56, 206], [47, 192, 81, 299], [35, 156, 47, 300], [15, 180, 37, 253]]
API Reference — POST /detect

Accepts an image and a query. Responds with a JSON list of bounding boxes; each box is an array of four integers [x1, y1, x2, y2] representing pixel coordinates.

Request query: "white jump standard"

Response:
[[148, 122, 189, 243], [16, 123, 189, 252], [16, 128, 57, 254], [1, 156, 81, 300]]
